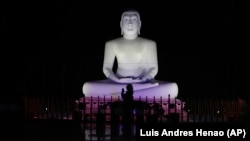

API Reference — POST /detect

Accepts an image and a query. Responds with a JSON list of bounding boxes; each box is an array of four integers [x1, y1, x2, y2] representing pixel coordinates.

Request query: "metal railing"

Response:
[[23, 95, 244, 123]]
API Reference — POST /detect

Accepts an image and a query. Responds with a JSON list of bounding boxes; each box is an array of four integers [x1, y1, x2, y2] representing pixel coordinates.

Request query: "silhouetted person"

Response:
[[121, 84, 134, 102], [121, 84, 134, 139]]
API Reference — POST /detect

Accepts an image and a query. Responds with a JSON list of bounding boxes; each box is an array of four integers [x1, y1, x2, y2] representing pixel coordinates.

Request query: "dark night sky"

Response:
[[1, 1, 248, 102]]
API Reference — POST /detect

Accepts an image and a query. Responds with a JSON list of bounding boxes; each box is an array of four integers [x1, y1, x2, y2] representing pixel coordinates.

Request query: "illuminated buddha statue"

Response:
[[82, 10, 178, 99]]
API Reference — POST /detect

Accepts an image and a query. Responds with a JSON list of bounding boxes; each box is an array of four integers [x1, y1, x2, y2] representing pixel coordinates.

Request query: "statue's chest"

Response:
[[115, 45, 146, 62]]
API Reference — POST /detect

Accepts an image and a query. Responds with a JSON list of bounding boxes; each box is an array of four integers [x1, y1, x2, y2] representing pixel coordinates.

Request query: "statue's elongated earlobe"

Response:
[[121, 29, 124, 35], [120, 21, 123, 35], [138, 22, 141, 35]]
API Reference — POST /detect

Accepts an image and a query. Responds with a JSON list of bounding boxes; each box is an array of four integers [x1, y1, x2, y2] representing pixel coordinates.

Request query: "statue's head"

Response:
[[120, 10, 141, 36]]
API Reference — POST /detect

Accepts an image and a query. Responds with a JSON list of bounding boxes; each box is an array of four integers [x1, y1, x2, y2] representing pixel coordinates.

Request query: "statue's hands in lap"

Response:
[[117, 78, 142, 83], [140, 74, 154, 82], [111, 75, 154, 84], [108, 74, 152, 83]]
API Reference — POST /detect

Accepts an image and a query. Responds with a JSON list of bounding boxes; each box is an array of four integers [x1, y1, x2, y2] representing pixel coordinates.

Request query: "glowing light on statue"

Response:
[[82, 10, 178, 99]]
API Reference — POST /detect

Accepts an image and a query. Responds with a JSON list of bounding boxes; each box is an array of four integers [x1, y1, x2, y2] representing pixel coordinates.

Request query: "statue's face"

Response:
[[120, 12, 141, 35]]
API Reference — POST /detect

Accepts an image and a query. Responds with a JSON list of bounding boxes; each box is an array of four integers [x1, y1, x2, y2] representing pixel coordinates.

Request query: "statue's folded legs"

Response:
[[83, 80, 178, 99]]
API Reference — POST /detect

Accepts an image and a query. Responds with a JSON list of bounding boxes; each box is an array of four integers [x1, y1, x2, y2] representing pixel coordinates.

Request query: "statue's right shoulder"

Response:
[[106, 37, 123, 43], [105, 37, 123, 47]]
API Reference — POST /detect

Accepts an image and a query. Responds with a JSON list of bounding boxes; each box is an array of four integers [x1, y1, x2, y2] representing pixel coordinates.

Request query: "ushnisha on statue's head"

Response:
[[120, 10, 141, 39]]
